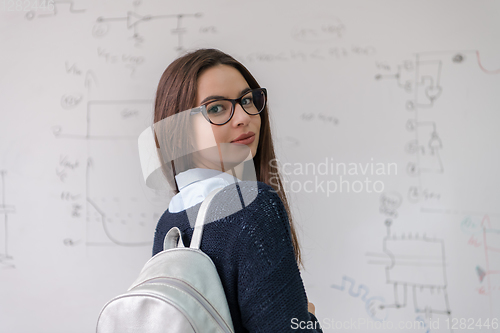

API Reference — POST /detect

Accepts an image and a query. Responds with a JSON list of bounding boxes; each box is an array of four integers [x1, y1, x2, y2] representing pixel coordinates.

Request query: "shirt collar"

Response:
[[175, 168, 241, 191]]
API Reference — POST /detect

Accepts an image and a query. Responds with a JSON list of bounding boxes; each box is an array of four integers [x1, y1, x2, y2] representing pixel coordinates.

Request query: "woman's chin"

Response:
[[220, 142, 251, 162], [193, 143, 251, 170]]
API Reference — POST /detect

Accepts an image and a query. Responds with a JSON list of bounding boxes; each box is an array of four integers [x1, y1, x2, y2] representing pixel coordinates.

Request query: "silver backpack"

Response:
[[96, 187, 235, 333]]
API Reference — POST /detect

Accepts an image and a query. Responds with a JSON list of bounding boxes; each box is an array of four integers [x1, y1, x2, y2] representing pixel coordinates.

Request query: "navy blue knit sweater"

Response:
[[152, 181, 323, 332]]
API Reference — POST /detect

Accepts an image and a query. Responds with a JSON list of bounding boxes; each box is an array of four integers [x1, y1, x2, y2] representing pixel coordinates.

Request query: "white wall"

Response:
[[1, 0, 499, 331]]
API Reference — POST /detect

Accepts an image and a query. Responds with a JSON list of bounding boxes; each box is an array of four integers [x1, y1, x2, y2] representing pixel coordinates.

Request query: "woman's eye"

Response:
[[242, 97, 253, 105], [207, 104, 224, 114]]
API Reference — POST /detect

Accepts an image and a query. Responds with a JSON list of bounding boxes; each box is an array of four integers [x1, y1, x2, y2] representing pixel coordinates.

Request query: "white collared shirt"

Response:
[[168, 168, 241, 213]]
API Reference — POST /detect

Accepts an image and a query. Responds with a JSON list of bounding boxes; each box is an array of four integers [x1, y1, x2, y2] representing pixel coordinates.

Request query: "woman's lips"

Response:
[[231, 133, 255, 145]]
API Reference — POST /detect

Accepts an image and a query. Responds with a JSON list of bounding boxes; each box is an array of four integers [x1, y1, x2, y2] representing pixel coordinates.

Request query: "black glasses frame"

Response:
[[190, 88, 267, 126]]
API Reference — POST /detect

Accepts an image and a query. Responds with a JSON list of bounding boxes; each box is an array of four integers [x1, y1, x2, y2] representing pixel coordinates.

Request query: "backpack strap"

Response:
[[190, 187, 224, 249], [163, 227, 185, 250]]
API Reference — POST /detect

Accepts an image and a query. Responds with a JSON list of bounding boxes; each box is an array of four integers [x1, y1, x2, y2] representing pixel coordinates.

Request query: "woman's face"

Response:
[[191, 64, 261, 170]]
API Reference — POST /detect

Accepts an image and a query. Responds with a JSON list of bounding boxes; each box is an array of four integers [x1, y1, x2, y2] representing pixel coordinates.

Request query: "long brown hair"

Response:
[[153, 48, 303, 269]]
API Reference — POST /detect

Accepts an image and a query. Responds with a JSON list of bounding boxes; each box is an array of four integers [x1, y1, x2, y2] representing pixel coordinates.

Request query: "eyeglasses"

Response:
[[190, 88, 267, 125]]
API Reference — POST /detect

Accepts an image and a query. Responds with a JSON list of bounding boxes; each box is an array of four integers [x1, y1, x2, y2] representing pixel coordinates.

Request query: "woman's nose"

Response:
[[231, 103, 251, 125]]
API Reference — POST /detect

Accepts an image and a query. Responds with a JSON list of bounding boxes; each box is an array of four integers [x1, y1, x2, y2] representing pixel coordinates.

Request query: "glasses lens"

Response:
[[203, 89, 266, 125], [205, 99, 233, 125], [242, 89, 266, 115]]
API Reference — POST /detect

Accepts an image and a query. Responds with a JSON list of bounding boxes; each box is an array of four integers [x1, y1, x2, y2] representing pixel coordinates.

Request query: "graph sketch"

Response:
[[0, 170, 16, 269], [25, 0, 85, 21], [331, 275, 388, 322], [54, 70, 164, 248], [461, 214, 500, 326], [478, 216, 500, 321]]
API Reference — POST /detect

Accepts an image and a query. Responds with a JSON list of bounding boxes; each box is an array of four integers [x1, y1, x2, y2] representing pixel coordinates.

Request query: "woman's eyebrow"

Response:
[[200, 87, 252, 104]]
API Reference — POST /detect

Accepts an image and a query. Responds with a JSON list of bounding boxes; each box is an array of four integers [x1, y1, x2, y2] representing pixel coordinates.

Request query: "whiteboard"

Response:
[[1, 0, 499, 332]]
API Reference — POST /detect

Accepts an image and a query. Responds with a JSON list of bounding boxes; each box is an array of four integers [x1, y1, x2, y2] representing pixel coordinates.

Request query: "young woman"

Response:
[[152, 48, 322, 332]]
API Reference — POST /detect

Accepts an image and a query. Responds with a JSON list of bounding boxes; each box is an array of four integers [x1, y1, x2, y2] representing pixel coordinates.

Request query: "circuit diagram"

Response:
[[365, 192, 453, 332], [375, 50, 499, 205], [92, 2, 202, 51]]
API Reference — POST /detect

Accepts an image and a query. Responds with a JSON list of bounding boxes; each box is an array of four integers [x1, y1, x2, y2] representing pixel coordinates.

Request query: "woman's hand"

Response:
[[308, 301, 316, 316]]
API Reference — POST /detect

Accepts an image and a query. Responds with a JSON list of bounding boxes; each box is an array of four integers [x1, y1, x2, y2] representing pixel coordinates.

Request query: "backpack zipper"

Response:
[[142, 277, 233, 333]]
